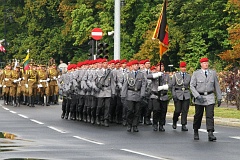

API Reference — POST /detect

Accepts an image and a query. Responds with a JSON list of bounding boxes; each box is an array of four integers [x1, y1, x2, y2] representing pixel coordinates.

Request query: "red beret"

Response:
[[72, 64, 77, 69], [108, 60, 115, 64], [150, 66, 156, 70], [115, 60, 120, 64], [145, 59, 150, 64], [179, 61, 187, 67], [126, 62, 132, 67], [77, 62, 82, 67], [139, 60, 145, 64], [102, 59, 108, 63], [120, 59, 128, 64], [199, 57, 209, 63], [131, 60, 139, 65], [67, 65, 72, 70]]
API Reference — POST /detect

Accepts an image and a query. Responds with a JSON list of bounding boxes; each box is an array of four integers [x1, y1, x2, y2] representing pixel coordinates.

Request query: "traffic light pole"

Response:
[[114, 0, 120, 60]]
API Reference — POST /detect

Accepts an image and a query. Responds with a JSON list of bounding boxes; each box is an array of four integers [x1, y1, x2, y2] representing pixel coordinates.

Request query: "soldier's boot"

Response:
[[172, 121, 177, 129], [104, 119, 109, 127], [13, 96, 17, 107], [87, 108, 91, 123], [91, 116, 95, 124], [54, 95, 59, 105], [159, 125, 165, 132], [27, 96, 30, 106], [9, 96, 13, 106], [76, 112, 79, 121], [79, 112, 83, 121], [153, 124, 158, 131], [46, 96, 50, 106], [3, 94, 7, 105], [144, 118, 152, 125], [16, 96, 20, 107], [31, 96, 35, 107], [96, 116, 100, 125], [37, 95, 41, 105], [194, 129, 199, 140], [65, 112, 69, 120], [83, 114, 87, 123], [22, 95, 26, 105], [28, 96, 32, 107], [208, 131, 217, 141], [181, 125, 188, 131], [61, 111, 66, 119]]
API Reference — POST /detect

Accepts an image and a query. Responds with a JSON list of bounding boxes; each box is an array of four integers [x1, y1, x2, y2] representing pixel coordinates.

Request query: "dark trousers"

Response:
[[126, 100, 141, 126], [70, 94, 78, 112], [91, 96, 98, 119], [62, 96, 67, 112], [150, 99, 168, 126], [193, 104, 215, 132], [96, 97, 111, 121], [77, 95, 84, 114], [83, 95, 91, 116], [173, 99, 190, 125]]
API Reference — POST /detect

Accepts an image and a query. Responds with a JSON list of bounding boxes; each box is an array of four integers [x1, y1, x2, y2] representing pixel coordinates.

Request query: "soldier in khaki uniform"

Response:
[[20, 67, 28, 105], [0, 69, 3, 99], [38, 65, 50, 106], [48, 63, 59, 105], [26, 63, 38, 107], [2, 63, 13, 105], [11, 65, 21, 107]]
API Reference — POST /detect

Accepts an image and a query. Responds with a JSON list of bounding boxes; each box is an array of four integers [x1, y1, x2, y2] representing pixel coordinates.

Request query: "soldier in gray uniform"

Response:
[[147, 63, 171, 131], [121, 60, 146, 132], [171, 61, 191, 131], [190, 57, 222, 141], [94, 59, 114, 127]]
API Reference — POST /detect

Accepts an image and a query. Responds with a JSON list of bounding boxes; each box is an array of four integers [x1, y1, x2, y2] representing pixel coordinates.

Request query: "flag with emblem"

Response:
[[0, 44, 6, 53], [23, 49, 30, 70], [152, 0, 169, 60]]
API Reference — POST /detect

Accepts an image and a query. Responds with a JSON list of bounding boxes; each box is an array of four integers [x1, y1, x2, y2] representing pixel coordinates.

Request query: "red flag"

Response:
[[152, 0, 168, 60], [0, 44, 6, 53]]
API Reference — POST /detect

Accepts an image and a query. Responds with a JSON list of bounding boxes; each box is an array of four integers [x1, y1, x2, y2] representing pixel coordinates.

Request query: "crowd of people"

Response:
[[58, 57, 222, 141]]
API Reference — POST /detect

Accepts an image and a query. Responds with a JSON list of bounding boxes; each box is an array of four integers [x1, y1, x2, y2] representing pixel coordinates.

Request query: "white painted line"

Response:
[[121, 149, 169, 160], [30, 119, 44, 125], [230, 136, 240, 140], [10, 110, 17, 114], [2, 107, 9, 111], [198, 129, 218, 133], [48, 126, 66, 133], [18, 114, 28, 119], [73, 136, 104, 145]]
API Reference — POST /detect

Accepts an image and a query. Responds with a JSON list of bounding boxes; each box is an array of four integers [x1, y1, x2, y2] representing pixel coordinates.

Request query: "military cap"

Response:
[[179, 61, 187, 68], [199, 57, 208, 63]]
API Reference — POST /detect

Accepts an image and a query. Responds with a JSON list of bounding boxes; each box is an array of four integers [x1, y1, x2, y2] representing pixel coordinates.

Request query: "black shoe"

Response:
[[127, 125, 132, 132], [172, 122, 177, 129], [153, 125, 158, 131], [61, 112, 65, 119], [194, 130, 199, 140], [96, 117, 100, 125], [145, 118, 152, 125], [91, 117, 95, 124], [101, 121, 105, 126], [159, 125, 165, 132], [83, 115, 87, 123], [104, 120, 109, 127], [87, 116, 91, 123], [65, 113, 69, 120], [181, 125, 188, 131], [133, 126, 139, 132], [208, 131, 217, 141], [122, 120, 127, 126]]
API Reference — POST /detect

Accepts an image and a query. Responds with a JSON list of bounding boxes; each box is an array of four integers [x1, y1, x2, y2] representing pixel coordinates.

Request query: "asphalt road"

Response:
[[1, 101, 240, 160]]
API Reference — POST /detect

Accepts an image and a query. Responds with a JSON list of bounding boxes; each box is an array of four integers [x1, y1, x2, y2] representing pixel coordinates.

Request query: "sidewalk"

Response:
[[167, 101, 240, 128]]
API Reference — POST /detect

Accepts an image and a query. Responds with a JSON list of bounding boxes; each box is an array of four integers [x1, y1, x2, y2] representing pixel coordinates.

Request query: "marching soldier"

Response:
[[48, 63, 60, 105], [147, 63, 171, 131], [20, 67, 28, 105], [190, 57, 222, 141], [26, 63, 38, 107], [171, 61, 191, 131], [11, 65, 21, 107], [38, 65, 50, 106], [2, 63, 12, 105], [121, 60, 146, 132]]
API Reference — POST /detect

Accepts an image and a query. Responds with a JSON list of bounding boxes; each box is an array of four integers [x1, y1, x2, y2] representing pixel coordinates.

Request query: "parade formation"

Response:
[[0, 56, 222, 141]]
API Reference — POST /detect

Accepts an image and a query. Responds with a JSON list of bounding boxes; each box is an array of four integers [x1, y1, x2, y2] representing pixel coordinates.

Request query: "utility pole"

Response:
[[114, 0, 120, 60]]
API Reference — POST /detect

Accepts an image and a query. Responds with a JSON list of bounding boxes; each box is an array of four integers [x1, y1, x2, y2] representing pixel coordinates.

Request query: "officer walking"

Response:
[[121, 60, 146, 132], [190, 57, 222, 141], [171, 61, 191, 131]]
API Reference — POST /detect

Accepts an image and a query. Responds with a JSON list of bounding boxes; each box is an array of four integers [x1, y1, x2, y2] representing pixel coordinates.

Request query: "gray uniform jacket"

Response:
[[95, 68, 114, 98], [121, 70, 146, 101], [112, 69, 124, 96], [82, 69, 92, 96], [147, 72, 171, 101], [171, 72, 191, 100], [77, 69, 86, 96], [190, 69, 222, 105]]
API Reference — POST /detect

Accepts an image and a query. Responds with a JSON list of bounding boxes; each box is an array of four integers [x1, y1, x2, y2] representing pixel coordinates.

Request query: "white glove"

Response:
[[22, 77, 25, 80], [3, 85, 6, 88], [13, 80, 18, 83], [0, 84, 2, 87], [152, 72, 163, 78], [58, 75, 60, 78], [18, 78, 21, 81], [4, 78, 9, 81], [39, 80, 43, 83], [47, 78, 50, 81], [158, 84, 169, 91], [38, 84, 43, 88], [53, 76, 56, 80], [25, 84, 28, 88]]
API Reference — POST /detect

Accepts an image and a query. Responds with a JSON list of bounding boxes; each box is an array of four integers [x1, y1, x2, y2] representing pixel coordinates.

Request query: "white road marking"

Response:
[[30, 119, 44, 125], [230, 136, 240, 140], [9, 110, 17, 114], [121, 149, 169, 160], [2, 107, 9, 110], [47, 126, 66, 133], [73, 136, 104, 145], [18, 114, 28, 119]]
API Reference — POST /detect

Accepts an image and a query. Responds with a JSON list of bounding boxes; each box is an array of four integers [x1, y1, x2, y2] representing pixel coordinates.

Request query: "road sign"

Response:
[[91, 28, 103, 40]]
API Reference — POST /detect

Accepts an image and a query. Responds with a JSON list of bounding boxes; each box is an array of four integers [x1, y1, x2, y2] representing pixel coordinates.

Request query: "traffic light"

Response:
[[88, 39, 95, 60], [103, 43, 109, 55]]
